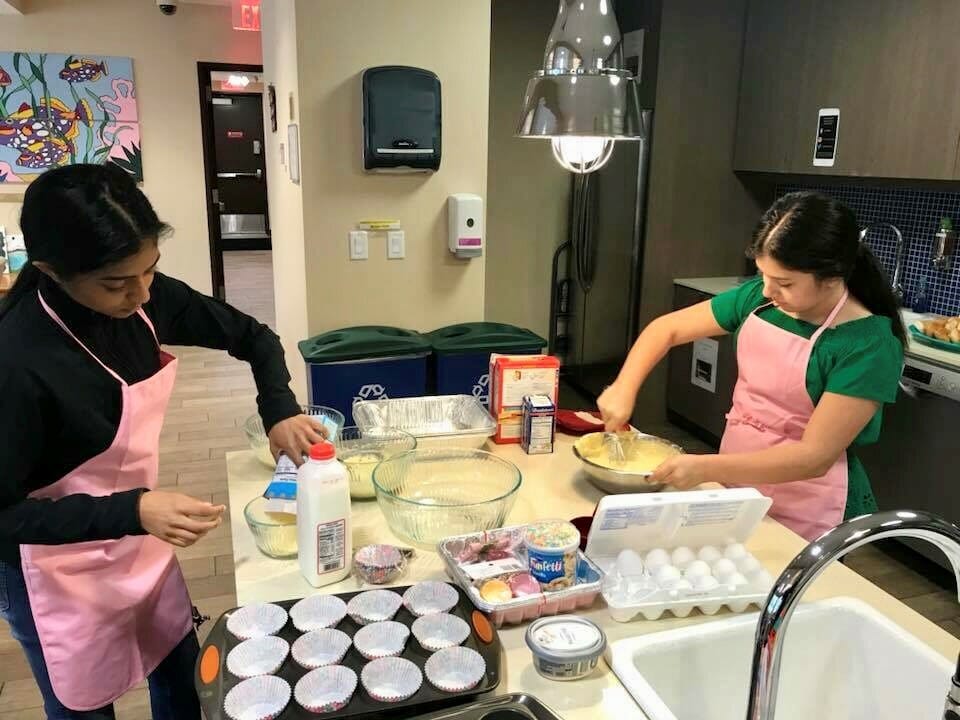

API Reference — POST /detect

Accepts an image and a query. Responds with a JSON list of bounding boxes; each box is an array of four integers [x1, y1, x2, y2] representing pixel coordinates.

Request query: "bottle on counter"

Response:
[[913, 275, 930, 314], [297, 441, 352, 587]]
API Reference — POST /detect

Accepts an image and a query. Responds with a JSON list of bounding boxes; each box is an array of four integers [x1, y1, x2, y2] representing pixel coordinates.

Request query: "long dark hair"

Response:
[[748, 191, 906, 346], [0, 164, 169, 322]]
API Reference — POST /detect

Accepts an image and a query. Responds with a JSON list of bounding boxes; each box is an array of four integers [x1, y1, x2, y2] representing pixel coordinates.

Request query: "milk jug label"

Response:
[[316, 519, 346, 574]]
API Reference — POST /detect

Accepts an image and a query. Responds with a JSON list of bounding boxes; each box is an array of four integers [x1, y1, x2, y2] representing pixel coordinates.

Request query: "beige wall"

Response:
[[485, 0, 569, 339], [261, 0, 308, 400], [291, 0, 490, 336], [0, 0, 261, 294], [633, 0, 763, 424]]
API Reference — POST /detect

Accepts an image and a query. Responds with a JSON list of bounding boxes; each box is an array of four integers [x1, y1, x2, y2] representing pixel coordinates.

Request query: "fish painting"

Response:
[[59, 57, 108, 84], [0, 98, 94, 169]]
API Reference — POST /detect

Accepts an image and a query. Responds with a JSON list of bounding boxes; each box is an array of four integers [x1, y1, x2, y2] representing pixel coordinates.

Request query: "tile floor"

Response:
[[0, 250, 956, 718]]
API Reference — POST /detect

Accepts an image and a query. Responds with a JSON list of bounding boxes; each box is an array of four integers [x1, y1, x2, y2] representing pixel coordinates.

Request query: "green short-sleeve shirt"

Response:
[[709, 277, 904, 517]]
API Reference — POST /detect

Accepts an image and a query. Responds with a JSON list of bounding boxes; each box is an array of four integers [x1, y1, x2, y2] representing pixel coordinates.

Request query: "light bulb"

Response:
[[551, 136, 615, 174]]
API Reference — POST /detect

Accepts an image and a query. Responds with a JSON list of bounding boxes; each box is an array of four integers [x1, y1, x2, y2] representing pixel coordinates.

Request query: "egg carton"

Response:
[[583, 488, 775, 623]]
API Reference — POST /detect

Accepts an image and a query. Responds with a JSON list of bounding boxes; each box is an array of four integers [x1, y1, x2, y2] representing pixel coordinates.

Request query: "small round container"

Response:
[[524, 520, 581, 591], [223, 675, 291, 720], [361, 657, 423, 703], [226, 636, 290, 679], [353, 544, 407, 585], [525, 616, 607, 682], [291, 629, 352, 670], [411, 613, 471, 652], [227, 603, 288, 640], [244, 497, 298, 559], [507, 573, 541, 597], [294, 666, 357, 714], [289, 594, 347, 633], [402, 581, 459, 617], [353, 621, 410, 660], [346, 589, 403, 626], [424, 646, 486, 693]]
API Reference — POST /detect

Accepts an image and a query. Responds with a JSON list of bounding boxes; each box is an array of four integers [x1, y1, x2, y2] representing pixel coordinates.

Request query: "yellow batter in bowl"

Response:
[[574, 431, 683, 475]]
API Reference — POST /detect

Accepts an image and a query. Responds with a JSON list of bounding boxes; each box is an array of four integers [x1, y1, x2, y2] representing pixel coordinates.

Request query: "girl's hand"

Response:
[[597, 382, 636, 432], [139, 491, 225, 548], [649, 454, 713, 490], [268, 414, 328, 466]]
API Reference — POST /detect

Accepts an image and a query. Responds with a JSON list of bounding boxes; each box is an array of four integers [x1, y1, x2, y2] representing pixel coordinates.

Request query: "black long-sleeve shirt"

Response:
[[0, 273, 300, 562]]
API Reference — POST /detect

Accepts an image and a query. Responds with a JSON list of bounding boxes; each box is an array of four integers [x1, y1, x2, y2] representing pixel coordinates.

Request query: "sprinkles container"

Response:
[[524, 520, 581, 591]]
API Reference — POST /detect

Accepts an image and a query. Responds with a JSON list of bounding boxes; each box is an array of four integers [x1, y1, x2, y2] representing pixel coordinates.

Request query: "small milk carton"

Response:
[[521, 395, 556, 455], [489, 354, 560, 444]]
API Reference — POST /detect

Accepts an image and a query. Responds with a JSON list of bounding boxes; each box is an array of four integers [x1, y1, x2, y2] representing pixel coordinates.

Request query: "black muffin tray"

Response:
[[195, 583, 501, 719]]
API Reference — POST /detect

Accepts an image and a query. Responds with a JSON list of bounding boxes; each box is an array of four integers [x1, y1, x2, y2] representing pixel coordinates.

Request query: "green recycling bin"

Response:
[[299, 326, 431, 424], [426, 322, 547, 404]]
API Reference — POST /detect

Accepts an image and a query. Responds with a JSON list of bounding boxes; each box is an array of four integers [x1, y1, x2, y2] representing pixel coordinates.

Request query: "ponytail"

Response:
[[849, 243, 907, 346], [0, 263, 42, 323], [749, 191, 907, 347]]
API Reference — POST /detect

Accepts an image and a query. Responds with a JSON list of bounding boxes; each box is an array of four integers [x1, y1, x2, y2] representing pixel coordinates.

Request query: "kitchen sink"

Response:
[[606, 597, 952, 720]]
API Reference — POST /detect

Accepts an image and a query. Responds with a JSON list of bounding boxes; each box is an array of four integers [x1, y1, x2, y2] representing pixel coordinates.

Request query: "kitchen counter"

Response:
[[226, 436, 959, 720], [674, 276, 960, 370]]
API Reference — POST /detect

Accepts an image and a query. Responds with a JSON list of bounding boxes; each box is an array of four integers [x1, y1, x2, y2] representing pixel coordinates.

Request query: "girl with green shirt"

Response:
[[598, 192, 905, 540]]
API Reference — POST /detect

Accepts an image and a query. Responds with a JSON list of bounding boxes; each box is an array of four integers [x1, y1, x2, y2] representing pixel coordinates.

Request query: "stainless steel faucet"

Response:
[[746, 510, 960, 720], [860, 223, 908, 306]]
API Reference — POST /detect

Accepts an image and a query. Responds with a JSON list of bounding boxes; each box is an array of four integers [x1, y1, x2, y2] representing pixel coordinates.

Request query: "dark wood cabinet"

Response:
[[734, 0, 960, 180]]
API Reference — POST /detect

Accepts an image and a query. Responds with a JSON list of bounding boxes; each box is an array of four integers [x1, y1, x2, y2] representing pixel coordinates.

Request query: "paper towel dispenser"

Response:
[[362, 66, 442, 173]]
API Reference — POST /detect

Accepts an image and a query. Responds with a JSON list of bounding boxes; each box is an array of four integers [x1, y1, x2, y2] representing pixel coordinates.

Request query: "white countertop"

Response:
[[674, 276, 960, 370], [226, 437, 959, 720]]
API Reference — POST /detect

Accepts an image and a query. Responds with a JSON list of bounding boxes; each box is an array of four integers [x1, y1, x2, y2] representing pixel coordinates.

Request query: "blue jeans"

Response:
[[0, 560, 201, 719]]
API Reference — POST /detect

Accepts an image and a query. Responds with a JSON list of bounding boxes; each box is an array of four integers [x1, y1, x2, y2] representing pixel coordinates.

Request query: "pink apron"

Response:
[[19, 292, 193, 711], [720, 291, 850, 541]]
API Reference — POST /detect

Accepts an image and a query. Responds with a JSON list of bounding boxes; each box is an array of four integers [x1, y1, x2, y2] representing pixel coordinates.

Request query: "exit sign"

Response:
[[231, 0, 261, 32]]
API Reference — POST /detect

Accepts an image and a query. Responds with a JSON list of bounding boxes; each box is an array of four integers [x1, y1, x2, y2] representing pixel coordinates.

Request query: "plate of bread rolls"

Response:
[[910, 316, 960, 352]]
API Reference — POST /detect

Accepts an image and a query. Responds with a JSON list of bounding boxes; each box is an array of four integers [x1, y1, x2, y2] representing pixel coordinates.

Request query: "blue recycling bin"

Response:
[[426, 322, 547, 405], [298, 326, 431, 424]]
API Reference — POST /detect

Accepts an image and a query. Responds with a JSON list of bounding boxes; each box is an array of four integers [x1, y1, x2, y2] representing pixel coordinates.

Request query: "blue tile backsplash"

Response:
[[775, 182, 960, 316]]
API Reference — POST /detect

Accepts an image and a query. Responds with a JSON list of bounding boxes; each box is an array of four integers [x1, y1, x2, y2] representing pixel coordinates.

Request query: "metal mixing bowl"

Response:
[[572, 431, 684, 494]]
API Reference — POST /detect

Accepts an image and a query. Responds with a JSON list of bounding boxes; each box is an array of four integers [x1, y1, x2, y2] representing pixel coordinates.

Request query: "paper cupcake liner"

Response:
[[360, 657, 423, 703], [291, 629, 352, 670], [226, 636, 290, 679], [294, 665, 358, 714], [411, 613, 471, 652], [346, 589, 403, 626], [424, 646, 486, 693], [290, 594, 348, 633], [402, 581, 459, 617], [224, 675, 291, 720], [353, 620, 410, 660], [353, 544, 406, 585], [227, 603, 288, 640]]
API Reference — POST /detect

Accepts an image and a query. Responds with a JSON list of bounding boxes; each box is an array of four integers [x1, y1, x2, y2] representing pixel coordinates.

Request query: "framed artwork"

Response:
[[0, 52, 142, 183], [267, 83, 277, 133]]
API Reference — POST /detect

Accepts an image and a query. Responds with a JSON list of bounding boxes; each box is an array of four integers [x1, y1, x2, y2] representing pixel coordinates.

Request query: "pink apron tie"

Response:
[[720, 291, 850, 541], [19, 292, 193, 711]]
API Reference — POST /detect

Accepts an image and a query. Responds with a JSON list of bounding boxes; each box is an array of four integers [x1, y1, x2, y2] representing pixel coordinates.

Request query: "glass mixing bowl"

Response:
[[242, 405, 346, 467], [335, 427, 418, 499], [244, 496, 298, 558]]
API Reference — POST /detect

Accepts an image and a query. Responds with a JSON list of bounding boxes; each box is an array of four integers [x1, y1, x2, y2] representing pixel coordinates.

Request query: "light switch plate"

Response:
[[349, 230, 369, 260], [387, 230, 405, 259]]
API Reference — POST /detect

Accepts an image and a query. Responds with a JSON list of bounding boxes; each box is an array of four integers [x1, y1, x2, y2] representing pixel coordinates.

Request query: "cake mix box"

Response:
[[489, 354, 560, 444]]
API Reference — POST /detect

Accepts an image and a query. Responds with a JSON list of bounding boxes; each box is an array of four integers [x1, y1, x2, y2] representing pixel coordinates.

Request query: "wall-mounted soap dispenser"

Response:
[[933, 217, 955, 271]]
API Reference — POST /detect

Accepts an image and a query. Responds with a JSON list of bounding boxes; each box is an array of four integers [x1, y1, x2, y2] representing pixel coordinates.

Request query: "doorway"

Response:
[[197, 62, 272, 303]]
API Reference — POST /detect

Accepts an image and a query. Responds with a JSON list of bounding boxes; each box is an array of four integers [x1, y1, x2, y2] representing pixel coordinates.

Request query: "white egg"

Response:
[[750, 569, 774, 589], [626, 576, 657, 599], [655, 565, 681, 586], [712, 558, 738, 581], [694, 574, 720, 592], [737, 556, 761, 575], [667, 578, 693, 596], [726, 572, 749, 587], [670, 546, 696, 569], [698, 545, 722, 564], [645, 548, 671, 573], [616, 549, 645, 576], [724, 543, 748, 561], [683, 560, 711, 580]]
